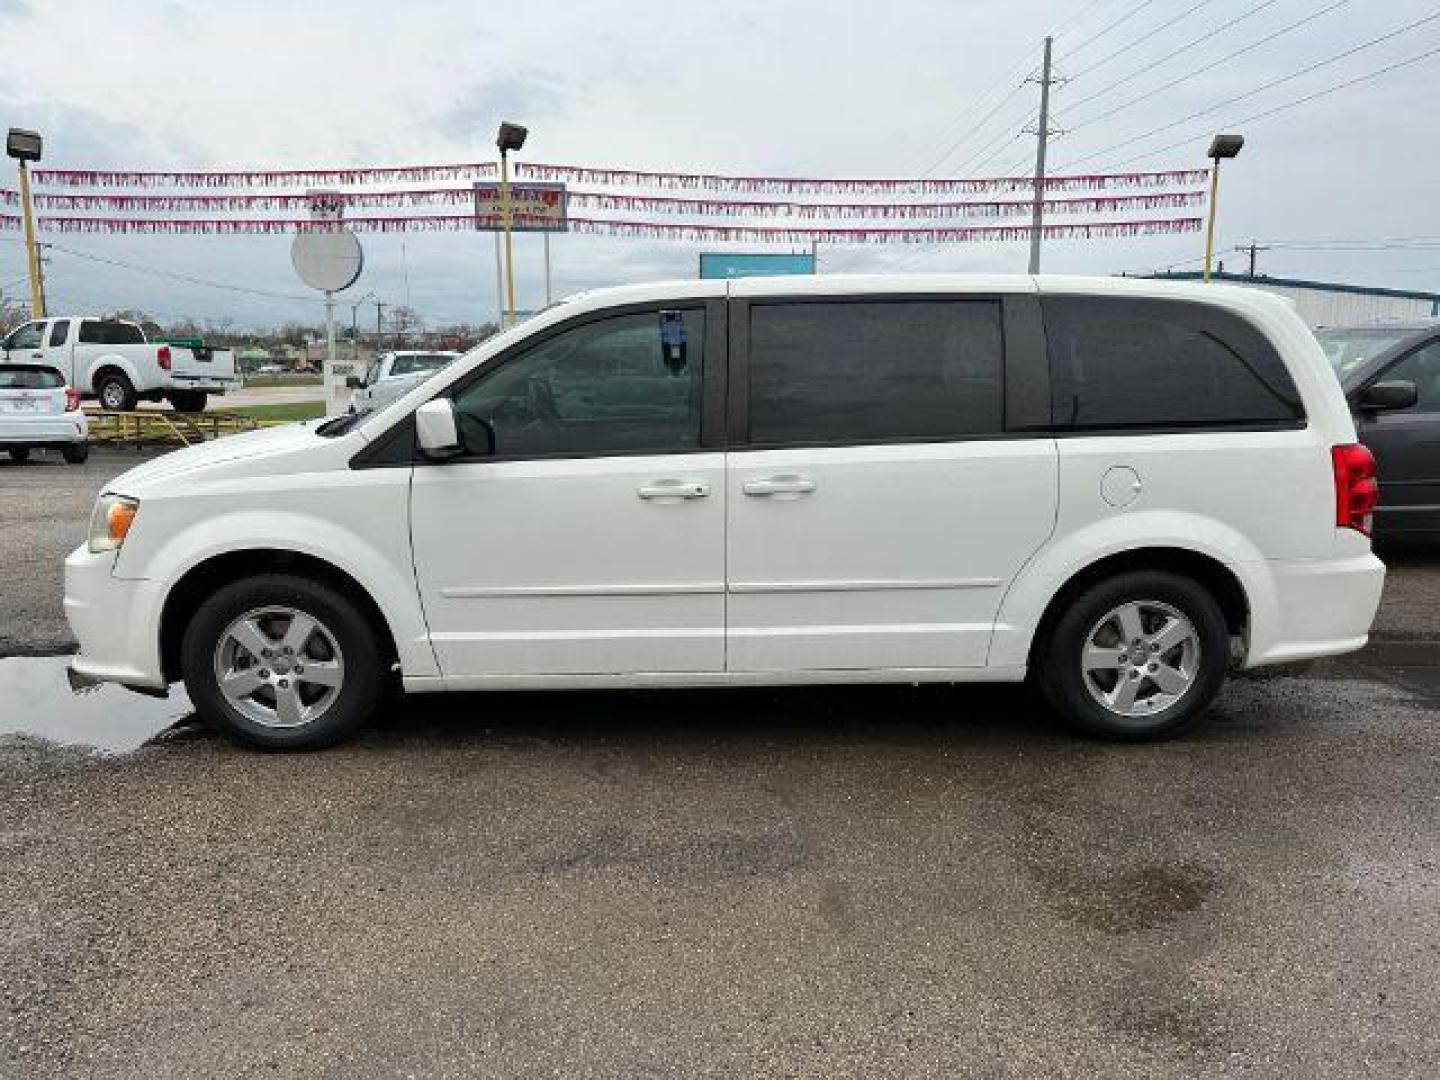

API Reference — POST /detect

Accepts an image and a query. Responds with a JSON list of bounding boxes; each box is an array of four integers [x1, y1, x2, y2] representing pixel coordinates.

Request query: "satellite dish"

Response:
[[291, 230, 363, 293]]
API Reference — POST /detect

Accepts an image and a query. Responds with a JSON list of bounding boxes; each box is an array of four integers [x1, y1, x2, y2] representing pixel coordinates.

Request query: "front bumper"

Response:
[[63, 545, 168, 689]]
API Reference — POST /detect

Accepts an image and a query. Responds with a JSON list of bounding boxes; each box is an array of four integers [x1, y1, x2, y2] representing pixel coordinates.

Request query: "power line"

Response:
[[1061, 13, 1440, 168], [1104, 42, 1440, 167], [1066, 0, 1352, 131], [1065, 0, 1164, 58], [1063, 0, 1282, 114], [45, 242, 323, 304], [1068, 0, 1218, 80]]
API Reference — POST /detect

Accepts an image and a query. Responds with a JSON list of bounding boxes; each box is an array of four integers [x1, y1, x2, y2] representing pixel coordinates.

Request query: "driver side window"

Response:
[[6, 322, 44, 351], [451, 309, 704, 459]]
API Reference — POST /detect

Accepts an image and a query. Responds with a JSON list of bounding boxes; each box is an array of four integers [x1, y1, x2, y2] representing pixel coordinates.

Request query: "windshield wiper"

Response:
[[316, 408, 371, 437]]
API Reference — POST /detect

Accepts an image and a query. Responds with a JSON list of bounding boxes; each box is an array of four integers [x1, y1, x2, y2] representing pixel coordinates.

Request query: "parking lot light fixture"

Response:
[[495, 122, 528, 327], [6, 127, 46, 318], [1203, 133, 1244, 285]]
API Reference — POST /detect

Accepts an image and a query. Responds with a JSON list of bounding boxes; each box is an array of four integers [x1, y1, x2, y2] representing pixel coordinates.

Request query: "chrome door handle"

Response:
[[637, 479, 710, 501], [742, 474, 817, 498]]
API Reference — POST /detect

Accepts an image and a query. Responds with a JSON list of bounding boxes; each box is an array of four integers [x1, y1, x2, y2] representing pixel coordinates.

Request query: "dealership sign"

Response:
[[473, 182, 568, 233]]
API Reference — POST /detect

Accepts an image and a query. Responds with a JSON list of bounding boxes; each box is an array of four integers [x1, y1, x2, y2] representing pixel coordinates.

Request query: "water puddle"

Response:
[[0, 656, 197, 754]]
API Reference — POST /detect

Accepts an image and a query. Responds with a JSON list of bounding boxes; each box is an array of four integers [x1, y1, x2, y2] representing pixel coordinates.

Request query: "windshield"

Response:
[[390, 353, 455, 377], [1314, 327, 1420, 380]]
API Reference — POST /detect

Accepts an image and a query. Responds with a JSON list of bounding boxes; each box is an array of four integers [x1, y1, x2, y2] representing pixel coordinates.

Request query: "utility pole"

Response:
[[1235, 240, 1269, 277], [1027, 36, 1056, 275], [373, 299, 386, 351]]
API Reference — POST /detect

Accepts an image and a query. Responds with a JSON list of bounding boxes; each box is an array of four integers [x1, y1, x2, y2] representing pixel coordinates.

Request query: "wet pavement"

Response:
[[0, 656, 194, 754], [3, 450, 1440, 1077]]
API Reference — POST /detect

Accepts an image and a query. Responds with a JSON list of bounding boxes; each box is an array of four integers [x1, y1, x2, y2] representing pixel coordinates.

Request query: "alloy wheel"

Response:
[[212, 606, 345, 728], [1081, 599, 1201, 718]]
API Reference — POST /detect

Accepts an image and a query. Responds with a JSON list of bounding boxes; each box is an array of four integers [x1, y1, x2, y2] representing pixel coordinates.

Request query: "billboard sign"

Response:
[[698, 252, 816, 279], [474, 181, 568, 233]]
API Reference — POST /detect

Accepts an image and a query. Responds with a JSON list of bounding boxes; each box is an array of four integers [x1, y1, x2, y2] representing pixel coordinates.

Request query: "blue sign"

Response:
[[698, 252, 816, 279]]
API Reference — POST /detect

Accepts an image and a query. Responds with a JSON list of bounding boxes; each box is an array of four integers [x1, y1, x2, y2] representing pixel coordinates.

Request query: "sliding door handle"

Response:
[[637, 480, 710, 501], [742, 474, 817, 498]]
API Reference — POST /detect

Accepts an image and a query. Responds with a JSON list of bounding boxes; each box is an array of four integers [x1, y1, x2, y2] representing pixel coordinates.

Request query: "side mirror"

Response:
[[415, 398, 462, 461], [1355, 380, 1418, 413], [344, 375, 363, 390]]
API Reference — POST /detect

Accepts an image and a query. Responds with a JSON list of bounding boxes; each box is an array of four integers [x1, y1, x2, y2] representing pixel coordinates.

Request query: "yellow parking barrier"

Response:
[[82, 409, 286, 448]]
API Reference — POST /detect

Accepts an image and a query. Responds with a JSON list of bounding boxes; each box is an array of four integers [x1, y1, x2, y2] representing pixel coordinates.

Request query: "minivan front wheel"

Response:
[[1036, 570, 1230, 741], [181, 574, 383, 749]]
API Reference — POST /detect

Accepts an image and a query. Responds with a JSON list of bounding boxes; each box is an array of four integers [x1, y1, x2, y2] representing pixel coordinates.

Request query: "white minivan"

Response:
[[65, 275, 1388, 749]]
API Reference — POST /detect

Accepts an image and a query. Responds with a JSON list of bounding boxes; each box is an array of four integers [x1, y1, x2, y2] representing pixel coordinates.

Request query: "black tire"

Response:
[[180, 573, 385, 750], [61, 442, 90, 464], [95, 371, 138, 412], [168, 390, 208, 412], [1035, 570, 1231, 741], [6, 447, 30, 463]]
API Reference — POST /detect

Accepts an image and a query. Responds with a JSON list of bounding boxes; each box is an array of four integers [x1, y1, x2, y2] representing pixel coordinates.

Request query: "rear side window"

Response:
[[747, 300, 1004, 446], [0, 365, 63, 389], [48, 320, 69, 346], [79, 320, 145, 345], [1043, 297, 1304, 431]]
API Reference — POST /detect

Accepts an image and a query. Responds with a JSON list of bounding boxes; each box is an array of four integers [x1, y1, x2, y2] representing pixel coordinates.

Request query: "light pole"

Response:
[[1203, 133, 1244, 284], [496, 121, 527, 327], [6, 128, 46, 318]]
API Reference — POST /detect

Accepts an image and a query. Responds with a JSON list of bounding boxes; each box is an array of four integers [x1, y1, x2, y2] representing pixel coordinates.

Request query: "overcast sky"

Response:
[[0, 0, 1436, 330]]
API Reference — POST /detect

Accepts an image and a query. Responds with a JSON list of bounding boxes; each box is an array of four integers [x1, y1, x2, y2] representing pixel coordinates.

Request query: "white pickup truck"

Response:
[[0, 316, 238, 411]]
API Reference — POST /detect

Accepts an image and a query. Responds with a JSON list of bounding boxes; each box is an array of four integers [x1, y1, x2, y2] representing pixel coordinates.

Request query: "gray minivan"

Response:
[[1316, 322, 1440, 540]]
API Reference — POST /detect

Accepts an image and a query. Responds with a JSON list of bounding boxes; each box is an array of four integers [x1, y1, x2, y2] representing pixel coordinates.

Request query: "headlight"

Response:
[[88, 494, 139, 553]]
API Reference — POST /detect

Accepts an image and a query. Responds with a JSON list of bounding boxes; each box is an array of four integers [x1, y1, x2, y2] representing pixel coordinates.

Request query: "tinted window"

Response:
[[0, 365, 63, 389], [451, 309, 703, 458], [5, 322, 43, 351], [747, 300, 1004, 445], [48, 319, 69, 347], [1044, 297, 1303, 430], [79, 320, 145, 345], [1382, 342, 1440, 411]]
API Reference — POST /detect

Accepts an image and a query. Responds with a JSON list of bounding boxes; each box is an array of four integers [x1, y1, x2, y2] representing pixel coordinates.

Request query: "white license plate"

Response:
[[0, 396, 44, 413]]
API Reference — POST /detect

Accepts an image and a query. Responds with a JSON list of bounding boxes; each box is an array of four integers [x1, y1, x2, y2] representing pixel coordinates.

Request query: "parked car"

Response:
[[66, 275, 1385, 750], [0, 363, 89, 463], [346, 350, 460, 412], [1314, 321, 1440, 540], [0, 316, 238, 412]]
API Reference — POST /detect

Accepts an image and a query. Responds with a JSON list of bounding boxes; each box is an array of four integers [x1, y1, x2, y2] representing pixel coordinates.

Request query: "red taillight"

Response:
[[1332, 443, 1378, 536], [64, 386, 81, 412], [157, 345, 171, 371]]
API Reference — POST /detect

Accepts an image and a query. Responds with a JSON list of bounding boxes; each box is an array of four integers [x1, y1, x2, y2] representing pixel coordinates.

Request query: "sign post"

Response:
[[474, 181, 567, 323], [292, 194, 364, 416]]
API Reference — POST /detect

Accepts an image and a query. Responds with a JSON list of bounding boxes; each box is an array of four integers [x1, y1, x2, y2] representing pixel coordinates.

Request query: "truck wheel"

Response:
[[1035, 570, 1231, 741], [180, 573, 385, 750], [61, 443, 89, 464], [7, 447, 30, 463], [95, 372, 138, 412], [168, 390, 208, 412]]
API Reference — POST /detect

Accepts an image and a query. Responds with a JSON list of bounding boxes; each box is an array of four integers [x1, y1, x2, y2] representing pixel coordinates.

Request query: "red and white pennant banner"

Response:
[[516, 162, 1208, 195], [10, 187, 1205, 220], [26, 161, 1206, 195], [30, 162, 498, 189], [0, 212, 1202, 243]]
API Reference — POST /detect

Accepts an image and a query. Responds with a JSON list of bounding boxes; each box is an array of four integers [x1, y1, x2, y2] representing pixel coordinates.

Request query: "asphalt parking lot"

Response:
[[2, 448, 1439, 1078]]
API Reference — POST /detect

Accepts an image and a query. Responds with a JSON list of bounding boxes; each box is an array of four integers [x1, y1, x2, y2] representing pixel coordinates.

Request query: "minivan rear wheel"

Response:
[[1036, 570, 1230, 741], [180, 573, 383, 750]]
